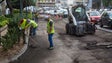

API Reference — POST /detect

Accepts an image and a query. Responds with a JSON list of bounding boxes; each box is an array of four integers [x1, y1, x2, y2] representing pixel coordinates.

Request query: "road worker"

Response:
[[46, 17, 55, 50], [18, 19, 27, 44], [26, 19, 38, 36]]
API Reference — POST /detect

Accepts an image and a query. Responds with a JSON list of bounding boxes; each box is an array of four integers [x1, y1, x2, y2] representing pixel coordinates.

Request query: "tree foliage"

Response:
[[92, 0, 112, 9], [6, 0, 36, 15], [102, 0, 112, 7], [11, 0, 36, 9], [0, 0, 4, 3]]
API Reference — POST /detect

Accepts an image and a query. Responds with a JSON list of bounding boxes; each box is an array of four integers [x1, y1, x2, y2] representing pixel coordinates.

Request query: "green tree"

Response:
[[5, 0, 37, 15], [11, 0, 37, 9], [102, 0, 112, 7], [0, 0, 4, 3]]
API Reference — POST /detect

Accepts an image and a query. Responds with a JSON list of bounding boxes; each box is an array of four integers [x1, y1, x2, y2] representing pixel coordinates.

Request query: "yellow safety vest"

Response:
[[47, 19, 55, 34], [26, 20, 38, 28], [20, 19, 27, 29]]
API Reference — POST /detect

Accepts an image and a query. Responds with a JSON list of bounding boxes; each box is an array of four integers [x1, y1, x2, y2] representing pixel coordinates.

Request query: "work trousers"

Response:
[[48, 34, 54, 47], [30, 27, 37, 36]]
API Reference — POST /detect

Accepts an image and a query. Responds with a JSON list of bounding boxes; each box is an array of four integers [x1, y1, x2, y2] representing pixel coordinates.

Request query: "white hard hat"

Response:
[[27, 19, 30, 23]]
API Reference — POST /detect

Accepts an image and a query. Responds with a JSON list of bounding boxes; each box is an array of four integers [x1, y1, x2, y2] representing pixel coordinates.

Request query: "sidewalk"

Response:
[[0, 28, 30, 63]]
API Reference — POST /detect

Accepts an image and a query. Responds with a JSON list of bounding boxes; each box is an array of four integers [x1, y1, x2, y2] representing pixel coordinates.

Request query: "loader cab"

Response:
[[72, 6, 88, 21]]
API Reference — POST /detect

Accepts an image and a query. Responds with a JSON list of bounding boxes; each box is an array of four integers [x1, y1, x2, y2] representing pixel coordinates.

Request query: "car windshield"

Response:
[[72, 7, 87, 21], [90, 11, 100, 16]]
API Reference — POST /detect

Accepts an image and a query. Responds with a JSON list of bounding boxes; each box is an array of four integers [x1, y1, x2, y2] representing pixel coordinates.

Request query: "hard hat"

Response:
[[45, 16, 50, 21], [27, 19, 30, 23]]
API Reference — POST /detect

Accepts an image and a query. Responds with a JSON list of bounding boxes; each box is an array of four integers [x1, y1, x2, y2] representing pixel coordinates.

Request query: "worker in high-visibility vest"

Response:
[[18, 19, 27, 30], [18, 19, 38, 43], [26, 19, 38, 36], [46, 17, 55, 50], [18, 19, 27, 44]]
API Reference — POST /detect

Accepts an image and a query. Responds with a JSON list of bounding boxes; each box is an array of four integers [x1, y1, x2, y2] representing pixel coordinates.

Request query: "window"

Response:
[[72, 7, 86, 21]]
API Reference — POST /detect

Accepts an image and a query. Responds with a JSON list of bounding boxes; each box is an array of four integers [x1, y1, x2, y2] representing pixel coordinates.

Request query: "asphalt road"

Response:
[[10, 18, 112, 63]]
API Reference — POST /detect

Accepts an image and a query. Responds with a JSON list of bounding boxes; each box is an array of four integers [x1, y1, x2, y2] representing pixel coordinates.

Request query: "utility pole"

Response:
[[20, 0, 23, 18], [88, 0, 92, 9], [101, 0, 103, 9], [83, 0, 85, 5]]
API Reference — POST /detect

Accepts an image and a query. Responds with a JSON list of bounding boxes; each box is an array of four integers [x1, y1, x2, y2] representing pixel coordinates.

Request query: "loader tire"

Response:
[[99, 20, 103, 27], [69, 26, 72, 35], [69, 24, 74, 35], [66, 23, 69, 34], [89, 25, 96, 35]]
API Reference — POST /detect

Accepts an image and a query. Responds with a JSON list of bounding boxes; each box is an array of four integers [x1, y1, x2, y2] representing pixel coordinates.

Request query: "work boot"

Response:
[[106, 44, 112, 48], [48, 47, 54, 50]]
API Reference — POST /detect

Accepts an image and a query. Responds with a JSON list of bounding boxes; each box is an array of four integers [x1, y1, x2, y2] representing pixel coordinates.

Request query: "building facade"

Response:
[[56, 0, 89, 6], [37, 0, 55, 7], [75, 0, 88, 5]]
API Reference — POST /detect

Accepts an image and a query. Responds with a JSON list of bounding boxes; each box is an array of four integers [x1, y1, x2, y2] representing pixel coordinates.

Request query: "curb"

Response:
[[0, 44, 28, 63], [0, 28, 30, 63]]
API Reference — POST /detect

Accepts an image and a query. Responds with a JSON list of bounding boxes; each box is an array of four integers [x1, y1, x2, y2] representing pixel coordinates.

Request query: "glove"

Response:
[[19, 27, 22, 30]]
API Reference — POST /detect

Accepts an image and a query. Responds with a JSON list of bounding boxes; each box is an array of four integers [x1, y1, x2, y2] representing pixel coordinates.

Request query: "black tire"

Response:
[[72, 26, 76, 35], [90, 25, 96, 35], [69, 24, 74, 35], [68, 25, 72, 35], [68, 24, 71, 35], [65, 23, 69, 34], [75, 27, 85, 36], [100, 24, 103, 27], [110, 22, 112, 28], [109, 24, 112, 29], [100, 21, 103, 27]]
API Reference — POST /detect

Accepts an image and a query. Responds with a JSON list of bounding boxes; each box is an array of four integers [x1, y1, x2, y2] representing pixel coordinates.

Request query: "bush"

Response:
[[1, 11, 32, 50], [0, 20, 8, 27], [13, 9, 20, 13], [1, 18, 21, 50], [0, 16, 9, 27]]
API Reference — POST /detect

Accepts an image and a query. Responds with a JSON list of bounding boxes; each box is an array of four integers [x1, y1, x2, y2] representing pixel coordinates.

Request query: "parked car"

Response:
[[62, 10, 68, 18], [23, 6, 39, 13], [87, 11, 101, 24], [99, 11, 112, 28]]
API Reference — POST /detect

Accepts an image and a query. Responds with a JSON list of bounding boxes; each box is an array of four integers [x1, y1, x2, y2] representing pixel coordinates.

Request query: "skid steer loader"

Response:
[[65, 4, 96, 36]]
